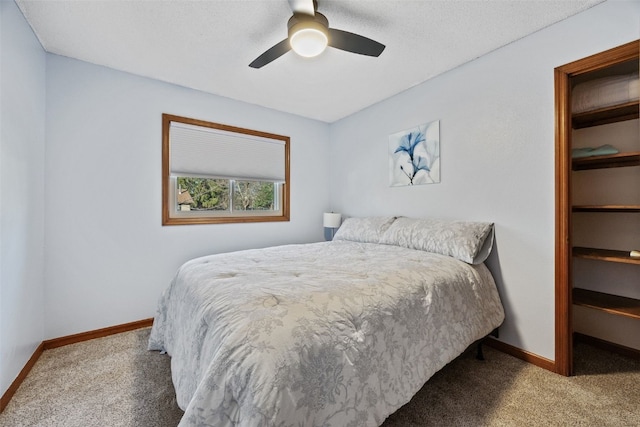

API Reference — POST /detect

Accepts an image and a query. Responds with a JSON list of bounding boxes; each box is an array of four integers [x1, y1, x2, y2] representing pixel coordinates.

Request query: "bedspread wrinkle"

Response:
[[149, 241, 504, 427]]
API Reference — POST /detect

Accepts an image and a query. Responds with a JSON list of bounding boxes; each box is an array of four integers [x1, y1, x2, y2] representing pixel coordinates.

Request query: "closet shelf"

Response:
[[572, 151, 640, 170], [572, 205, 640, 212], [572, 100, 639, 129], [573, 288, 640, 320], [573, 247, 640, 265], [565, 41, 640, 362]]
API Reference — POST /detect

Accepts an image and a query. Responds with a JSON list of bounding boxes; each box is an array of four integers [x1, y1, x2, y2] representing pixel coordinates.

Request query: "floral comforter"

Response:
[[149, 241, 504, 427]]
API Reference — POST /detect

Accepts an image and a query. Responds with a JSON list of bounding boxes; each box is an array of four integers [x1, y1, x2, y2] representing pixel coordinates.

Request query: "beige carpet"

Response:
[[1, 328, 638, 426]]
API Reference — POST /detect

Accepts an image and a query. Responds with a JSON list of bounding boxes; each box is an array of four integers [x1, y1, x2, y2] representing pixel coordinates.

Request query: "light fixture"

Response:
[[288, 13, 329, 58], [323, 212, 342, 240], [290, 28, 328, 57]]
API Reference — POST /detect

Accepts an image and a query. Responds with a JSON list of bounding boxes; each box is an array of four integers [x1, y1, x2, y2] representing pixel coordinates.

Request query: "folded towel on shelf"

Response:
[[571, 144, 619, 159]]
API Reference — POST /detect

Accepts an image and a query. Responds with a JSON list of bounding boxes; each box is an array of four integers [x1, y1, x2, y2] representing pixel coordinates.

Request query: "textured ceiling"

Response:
[[16, 0, 603, 123]]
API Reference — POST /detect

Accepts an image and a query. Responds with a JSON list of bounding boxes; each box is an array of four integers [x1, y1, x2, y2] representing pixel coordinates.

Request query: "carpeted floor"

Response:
[[1, 327, 638, 426]]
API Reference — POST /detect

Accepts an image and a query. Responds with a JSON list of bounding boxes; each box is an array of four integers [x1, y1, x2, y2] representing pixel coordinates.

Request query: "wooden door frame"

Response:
[[554, 40, 639, 376]]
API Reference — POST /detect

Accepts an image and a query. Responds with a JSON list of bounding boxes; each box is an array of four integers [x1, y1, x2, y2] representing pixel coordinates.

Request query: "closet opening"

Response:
[[554, 40, 640, 376]]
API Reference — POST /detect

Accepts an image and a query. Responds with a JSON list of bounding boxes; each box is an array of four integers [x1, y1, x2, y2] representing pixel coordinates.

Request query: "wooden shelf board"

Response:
[[572, 151, 640, 171], [573, 247, 640, 265], [573, 205, 640, 212], [572, 100, 639, 129], [573, 288, 640, 320]]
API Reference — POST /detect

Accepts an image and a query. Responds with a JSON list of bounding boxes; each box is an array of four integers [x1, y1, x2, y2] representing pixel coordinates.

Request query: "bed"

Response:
[[149, 216, 505, 426]]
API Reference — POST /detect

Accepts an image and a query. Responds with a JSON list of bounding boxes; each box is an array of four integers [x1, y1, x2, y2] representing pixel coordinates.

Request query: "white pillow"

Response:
[[333, 217, 397, 244], [379, 217, 494, 264]]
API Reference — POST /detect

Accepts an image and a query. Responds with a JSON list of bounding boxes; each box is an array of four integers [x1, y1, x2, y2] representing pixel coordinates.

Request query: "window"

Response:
[[162, 114, 290, 225]]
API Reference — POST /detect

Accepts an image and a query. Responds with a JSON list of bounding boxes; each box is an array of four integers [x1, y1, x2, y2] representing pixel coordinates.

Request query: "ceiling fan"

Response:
[[249, 0, 385, 69]]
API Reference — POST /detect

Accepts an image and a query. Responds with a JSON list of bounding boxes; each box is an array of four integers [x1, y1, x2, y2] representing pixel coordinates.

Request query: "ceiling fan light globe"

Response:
[[290, 28, 328, 58]]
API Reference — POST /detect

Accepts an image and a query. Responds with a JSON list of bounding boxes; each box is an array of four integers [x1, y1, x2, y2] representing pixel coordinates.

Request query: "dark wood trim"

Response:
[[557, 40, 639, 76], [572, 151, 640, 171], [573, 288, 640, 320], [573, 205, 640, 213], [573, 247, 640, 265], [554, 66, 573, 377], [572, 100, 639, 129], [484, 337, 556, 372], [574, 333, 640, 360], [43, 318, 154, 350], [0, 342, 44, 413], [161, 113, 171, 225], [554, 39, 639, 378]]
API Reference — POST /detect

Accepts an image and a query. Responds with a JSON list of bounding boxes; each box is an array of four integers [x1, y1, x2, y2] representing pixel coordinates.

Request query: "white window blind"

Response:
[[170, 122, 286, 182]]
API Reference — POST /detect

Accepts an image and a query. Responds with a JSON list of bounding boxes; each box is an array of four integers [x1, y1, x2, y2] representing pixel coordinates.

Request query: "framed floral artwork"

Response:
[[388, 120, 440, 186]]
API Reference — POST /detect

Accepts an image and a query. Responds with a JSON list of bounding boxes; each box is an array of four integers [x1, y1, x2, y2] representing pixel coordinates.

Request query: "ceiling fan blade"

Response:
[[249, 39, 291, 69], [328, 28, 385, 57], [287, 0, 315, 16]]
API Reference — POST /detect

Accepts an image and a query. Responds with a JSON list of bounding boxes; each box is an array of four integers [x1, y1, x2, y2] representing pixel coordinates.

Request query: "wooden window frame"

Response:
[[162, 114, 290, 225]]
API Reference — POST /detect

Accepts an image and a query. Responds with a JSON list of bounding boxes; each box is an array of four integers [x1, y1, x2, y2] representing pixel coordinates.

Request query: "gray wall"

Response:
[[43, 55, 331, 339], [2, 0, 639, 398], [328, 1, 639, 359], [0, 0, 46, 396]]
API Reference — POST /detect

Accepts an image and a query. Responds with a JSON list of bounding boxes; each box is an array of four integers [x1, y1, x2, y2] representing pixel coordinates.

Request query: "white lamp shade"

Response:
[[323, 212, 342, 228]]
